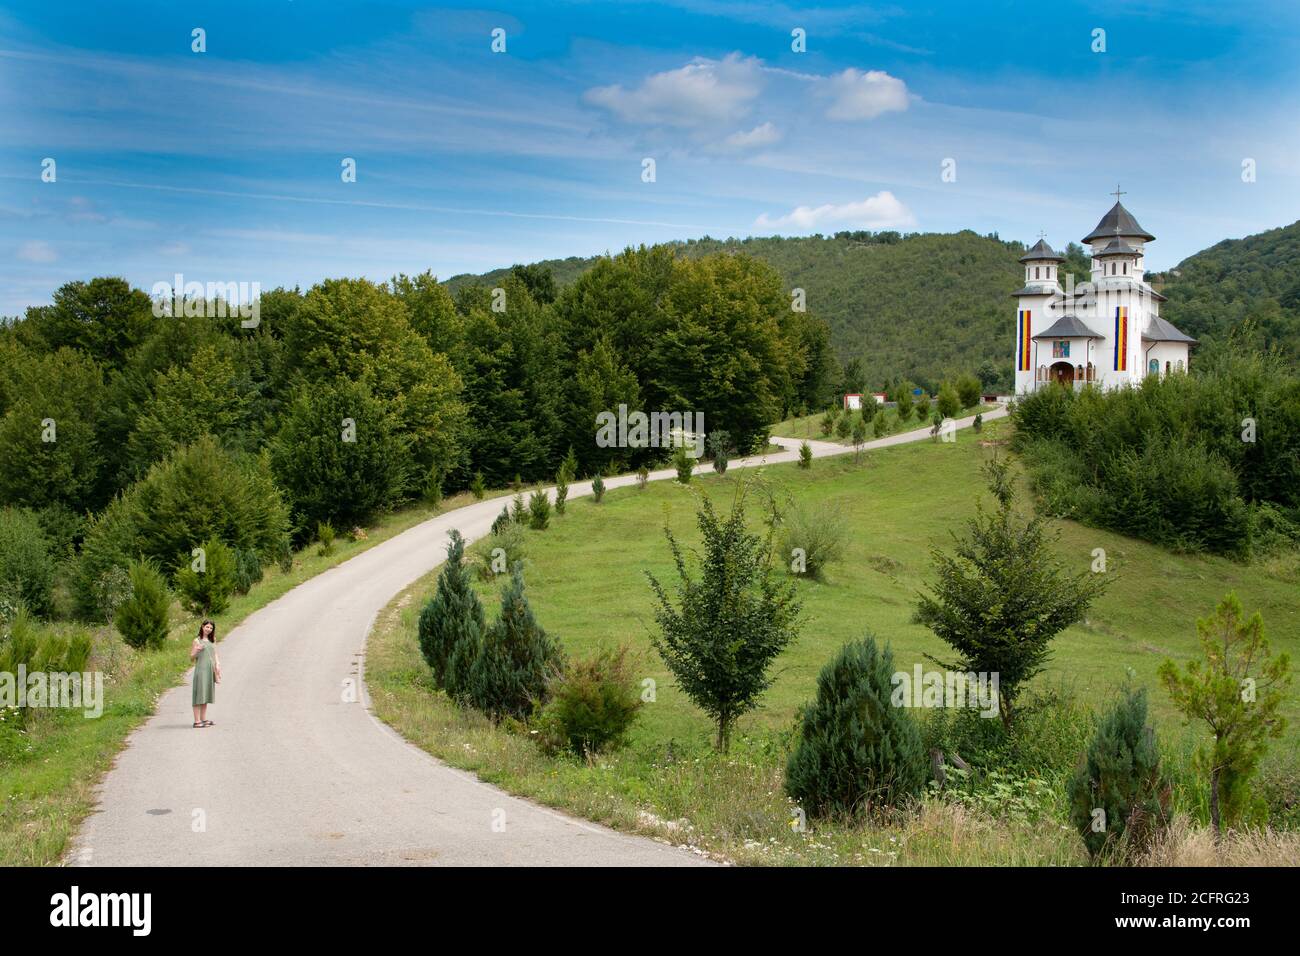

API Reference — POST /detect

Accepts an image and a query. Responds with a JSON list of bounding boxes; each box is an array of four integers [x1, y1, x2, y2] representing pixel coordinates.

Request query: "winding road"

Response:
[[67, 406, 1005, 867]]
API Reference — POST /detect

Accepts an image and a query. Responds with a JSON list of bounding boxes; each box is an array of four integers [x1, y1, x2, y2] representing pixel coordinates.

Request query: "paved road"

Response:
[[68, 407, 1004, 867]]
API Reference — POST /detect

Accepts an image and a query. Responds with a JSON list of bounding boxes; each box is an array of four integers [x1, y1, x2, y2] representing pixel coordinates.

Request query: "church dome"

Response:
[[1095, 236, 1141, 257], [1083, 201, 1155, 243], [1018, 238, 1065, 263]]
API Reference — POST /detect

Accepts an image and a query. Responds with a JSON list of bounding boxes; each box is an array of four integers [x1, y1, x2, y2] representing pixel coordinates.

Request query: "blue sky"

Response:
[[3, 0, 1299, 317]]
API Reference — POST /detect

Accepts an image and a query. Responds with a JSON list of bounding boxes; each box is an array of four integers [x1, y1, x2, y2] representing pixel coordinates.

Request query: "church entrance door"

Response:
[[1049, 361, 1074, 386]]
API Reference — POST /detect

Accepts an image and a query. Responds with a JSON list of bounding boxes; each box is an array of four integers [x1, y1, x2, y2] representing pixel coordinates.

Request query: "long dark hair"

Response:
[[198, 620, 217, 642]]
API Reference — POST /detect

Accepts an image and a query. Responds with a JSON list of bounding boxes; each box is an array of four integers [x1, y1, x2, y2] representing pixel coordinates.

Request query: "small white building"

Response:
[[1013, 198, 1196, 395]]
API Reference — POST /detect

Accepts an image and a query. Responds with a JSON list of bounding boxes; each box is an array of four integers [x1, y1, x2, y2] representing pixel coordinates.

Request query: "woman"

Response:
[[190, 620, 222, 728]]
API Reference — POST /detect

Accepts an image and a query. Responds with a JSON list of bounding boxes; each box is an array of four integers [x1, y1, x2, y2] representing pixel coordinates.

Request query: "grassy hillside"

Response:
[[367, 419, 1300, 864]]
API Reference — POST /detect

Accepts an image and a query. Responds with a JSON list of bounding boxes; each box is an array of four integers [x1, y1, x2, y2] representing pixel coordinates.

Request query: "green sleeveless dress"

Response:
[[192, 641, 216, 706]]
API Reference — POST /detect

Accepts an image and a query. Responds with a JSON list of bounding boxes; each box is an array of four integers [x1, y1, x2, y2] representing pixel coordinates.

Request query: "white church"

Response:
[[1014, 195, 1195, 395]]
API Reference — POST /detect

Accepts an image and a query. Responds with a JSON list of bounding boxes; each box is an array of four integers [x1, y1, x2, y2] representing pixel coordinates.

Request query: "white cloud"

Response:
[[824, 68, 909, 121], [717, 121, 781, 151], [583, 53, 763, 127], [754, 191, 916, 231], [18, 240, 57, 263]]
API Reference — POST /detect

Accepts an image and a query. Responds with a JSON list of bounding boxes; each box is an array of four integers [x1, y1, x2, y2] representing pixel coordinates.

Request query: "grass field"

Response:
[[366, 418, 1300, 864], [0, 489, 508, 867]]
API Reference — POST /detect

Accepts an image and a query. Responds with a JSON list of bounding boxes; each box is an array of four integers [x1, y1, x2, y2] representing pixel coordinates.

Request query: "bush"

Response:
[[798, 440, 812, 469], [91, 565, 132, 623], [1068, 687, 1170, 860], [490, 505, 512, 535], [0, 610, 93, 726], [555, 447, 576, 515], [115, 559, 171, 650], [915, 393, 931, 419], [470, 471, 486, 501], [708, 431, 731, 475], [528, 487, 551, 530], [785, 636, 927, 817], [1011, 352, 1300, 559], [0, 508, 56, 618], [779, 503, 846, 580], [535, 646, 642, 756], [937, 383, 961, 419], [417, 529, 486, 696], [872, 410, 887, 439], [956, 373, 982, 410], [315, 520, 336, 556], [636, 466, 649, 490], [273, 538, 294, 574], [233, 547, 264, 594], [896, 390, 914, 421], [472, 520, 527, 582], [74, 437, 291, 618], [466, 563, 563, 722], [173, 538, 238, 615], [820, 411, 834, 436], [591, 473, 606, 502], [973, 412, 983, 433], [673, 445, 694, 484]]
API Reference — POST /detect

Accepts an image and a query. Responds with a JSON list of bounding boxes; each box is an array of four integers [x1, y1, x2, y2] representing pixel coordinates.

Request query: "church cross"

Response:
[[1037, 230, 1048, 241], [1111, 184, 1126, 202]]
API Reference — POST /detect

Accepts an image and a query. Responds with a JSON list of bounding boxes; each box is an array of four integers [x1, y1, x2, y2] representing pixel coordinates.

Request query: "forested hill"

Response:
[[1154, 219, 1300, 361], [449, 221, 1300, 390], [448, 231, 1026, 391]]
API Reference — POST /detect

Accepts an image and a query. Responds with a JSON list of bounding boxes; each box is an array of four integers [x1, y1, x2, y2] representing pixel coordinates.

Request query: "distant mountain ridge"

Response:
[[446, 220, 1300, 389]]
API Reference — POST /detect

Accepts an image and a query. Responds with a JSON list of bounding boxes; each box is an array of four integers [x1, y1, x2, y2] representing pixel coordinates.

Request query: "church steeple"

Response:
[[1083, 187, 1155, 245], [1018, 234, 1064, 288]]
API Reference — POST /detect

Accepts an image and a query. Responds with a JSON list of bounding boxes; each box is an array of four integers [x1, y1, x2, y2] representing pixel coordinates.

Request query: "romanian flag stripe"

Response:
[[1018, 310, 1032, 371], [1114, 306, 1128, 371]]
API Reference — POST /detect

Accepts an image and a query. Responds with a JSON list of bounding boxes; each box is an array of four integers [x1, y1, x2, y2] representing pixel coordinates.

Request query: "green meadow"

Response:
[[366, 418, 1300, 864]]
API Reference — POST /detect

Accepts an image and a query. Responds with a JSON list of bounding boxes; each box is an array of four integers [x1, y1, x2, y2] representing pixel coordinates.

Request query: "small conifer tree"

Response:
[[417, 529, 486, 694], [115, 558, 171, 650], [174, 538, 237, 615], [785, 636, 927, 816], [798, 440, 813, 469], [467, 563, 563, 722], [674, 445, 694, 483], [591, 472, 606, 502], [1068, 686, 1170, 859], [528, 487, 551, 530]]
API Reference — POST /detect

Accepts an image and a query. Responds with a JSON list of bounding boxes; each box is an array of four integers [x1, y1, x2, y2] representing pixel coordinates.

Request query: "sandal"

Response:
[[193, 722, 204, 728], [202, 720, 214, 727]]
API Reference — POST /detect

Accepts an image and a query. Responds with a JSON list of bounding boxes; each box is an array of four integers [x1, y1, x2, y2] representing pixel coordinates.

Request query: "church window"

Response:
[[1165, 361, 1171, 375], [1035, 267, 1040, 279], [1075, 364, 1083, 380], [1176, 359, 1184, 372], [1052, 340, 1070, 358], [1148, 358, 1159, 375], [1123, 262, 1128, 275]]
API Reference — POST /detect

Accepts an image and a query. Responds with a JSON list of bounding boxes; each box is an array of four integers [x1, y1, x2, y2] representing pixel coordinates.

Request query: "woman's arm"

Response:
[[214, 651, 222, 681], [190, 639, 201, 661]]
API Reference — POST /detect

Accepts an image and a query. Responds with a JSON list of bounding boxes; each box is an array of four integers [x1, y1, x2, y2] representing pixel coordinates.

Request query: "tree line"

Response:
[[0, 247, 833, 622]]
